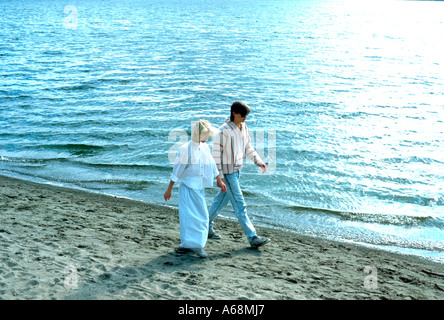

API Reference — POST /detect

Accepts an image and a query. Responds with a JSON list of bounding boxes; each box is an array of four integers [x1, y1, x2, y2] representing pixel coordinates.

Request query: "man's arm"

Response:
[[245, 129, 266, 173]]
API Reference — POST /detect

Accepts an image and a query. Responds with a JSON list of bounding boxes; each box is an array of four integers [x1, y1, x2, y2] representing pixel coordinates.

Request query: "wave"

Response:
[[84, 77, 136, 85], [42, 143, 106, 151], [22, 144, 113, 156], [0, 156, 68, 163], [1, 94, 33, 100], [283, 204, 443, 229], [356, 189, 444, 208], [382, 156, 444, 165], [0, 155, 171, 172], [78, 179, 156, 191], [79, 161, 170, 172], [42, 50, 64, 56], [57, 84, 96, 91]]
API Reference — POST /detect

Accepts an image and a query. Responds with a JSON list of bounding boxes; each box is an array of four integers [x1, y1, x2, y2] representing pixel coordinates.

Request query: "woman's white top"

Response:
[[171, 141, 219, 190]]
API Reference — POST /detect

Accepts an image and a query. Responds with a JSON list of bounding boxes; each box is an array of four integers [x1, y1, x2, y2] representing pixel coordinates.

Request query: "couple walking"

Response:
[[164, 101, 270, 257]]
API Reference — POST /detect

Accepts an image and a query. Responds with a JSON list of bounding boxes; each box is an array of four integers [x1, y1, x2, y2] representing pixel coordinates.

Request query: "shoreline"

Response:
[[1, 174, 443, 300]]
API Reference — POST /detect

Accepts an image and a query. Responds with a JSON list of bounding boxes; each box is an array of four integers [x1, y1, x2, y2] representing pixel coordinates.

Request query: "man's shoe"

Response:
[[208, 226, 221, 239], [191, 248, 208, 258], [249, 235, 270, 248]]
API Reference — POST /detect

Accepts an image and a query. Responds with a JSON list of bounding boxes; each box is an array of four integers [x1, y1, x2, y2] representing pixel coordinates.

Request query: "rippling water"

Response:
[[1, 0, 443, 262]]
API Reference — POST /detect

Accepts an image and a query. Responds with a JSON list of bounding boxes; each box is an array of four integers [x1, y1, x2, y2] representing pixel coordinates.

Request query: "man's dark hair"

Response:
[[230, 101, 251, 121]]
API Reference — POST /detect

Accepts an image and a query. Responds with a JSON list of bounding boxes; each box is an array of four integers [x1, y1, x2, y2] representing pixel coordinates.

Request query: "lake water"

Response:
[[1, 0, 443, 262]]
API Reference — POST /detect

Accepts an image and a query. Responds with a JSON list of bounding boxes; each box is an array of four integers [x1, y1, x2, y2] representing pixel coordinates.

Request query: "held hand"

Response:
[[164, 189, 172, 201], [217, 179, 227, 193], [259, 163, 267, 174]]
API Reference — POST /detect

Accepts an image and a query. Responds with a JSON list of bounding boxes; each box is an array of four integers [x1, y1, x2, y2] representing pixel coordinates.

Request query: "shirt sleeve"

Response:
[[212, 130, 224, 178], [170, 147, 188, 182], [203, 143, 219, 180], [245, 128, 264, 165], [211, 155, 219, 179]]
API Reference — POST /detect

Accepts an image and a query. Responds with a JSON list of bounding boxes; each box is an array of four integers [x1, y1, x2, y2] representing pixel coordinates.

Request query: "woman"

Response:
[[164, 120, 226, 257]]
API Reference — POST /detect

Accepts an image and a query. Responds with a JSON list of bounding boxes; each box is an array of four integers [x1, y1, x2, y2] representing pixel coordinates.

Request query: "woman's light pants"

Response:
[[178, 184, 208, 249], [208, 171, 256, 241]]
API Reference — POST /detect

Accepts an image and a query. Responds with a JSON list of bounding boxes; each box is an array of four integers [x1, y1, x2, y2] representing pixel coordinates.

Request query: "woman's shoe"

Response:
[[176, 247, 192, 254], [191, 248, 208, 258]]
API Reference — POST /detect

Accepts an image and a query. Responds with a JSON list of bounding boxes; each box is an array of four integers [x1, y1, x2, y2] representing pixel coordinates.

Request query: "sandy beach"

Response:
[[0, 174, 443, 300]]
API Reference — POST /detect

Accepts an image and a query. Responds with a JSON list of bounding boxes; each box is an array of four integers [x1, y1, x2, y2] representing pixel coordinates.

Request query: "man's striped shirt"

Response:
[[212, 120, 263, 178]]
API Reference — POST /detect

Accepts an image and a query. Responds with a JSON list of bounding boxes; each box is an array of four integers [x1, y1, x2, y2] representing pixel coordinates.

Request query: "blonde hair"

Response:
[[191, 120, 219, 143]]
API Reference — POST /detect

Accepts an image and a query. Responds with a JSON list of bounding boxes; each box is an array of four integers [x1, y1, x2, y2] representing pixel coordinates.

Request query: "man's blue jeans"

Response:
[[208, 171, 256, 240]]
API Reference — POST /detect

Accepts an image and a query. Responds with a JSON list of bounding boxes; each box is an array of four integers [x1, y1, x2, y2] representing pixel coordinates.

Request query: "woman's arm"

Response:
[[164, 180, 175, 201]]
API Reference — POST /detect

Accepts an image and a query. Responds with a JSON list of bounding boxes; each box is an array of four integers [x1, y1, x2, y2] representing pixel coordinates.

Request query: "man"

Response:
[[209, 101, 270, 248]]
